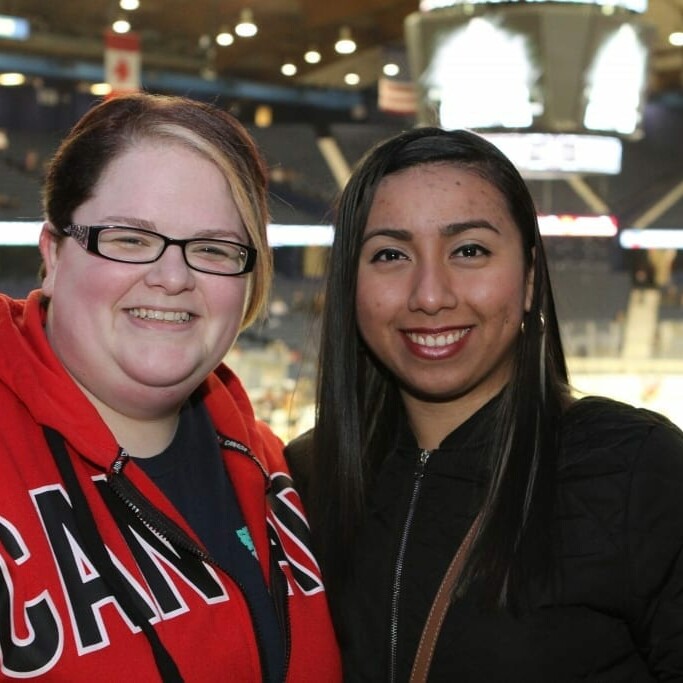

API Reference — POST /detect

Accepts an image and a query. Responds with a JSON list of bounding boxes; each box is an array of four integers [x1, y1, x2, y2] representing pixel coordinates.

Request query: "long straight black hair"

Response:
[[308, 127, 569, 609]]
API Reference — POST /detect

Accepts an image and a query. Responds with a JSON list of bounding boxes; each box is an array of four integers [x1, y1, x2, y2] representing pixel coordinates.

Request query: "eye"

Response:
[[454, 243, 491, 258], [101, 228, 154, 248], [116, 235, 147, 246], [370, 247, 409, 263], [189, 240, 243, 262]]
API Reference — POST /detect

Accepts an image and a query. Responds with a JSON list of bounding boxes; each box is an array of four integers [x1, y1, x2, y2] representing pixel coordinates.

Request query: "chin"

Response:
[[400, 380, 466, 404], [125, 363, 204, 391]]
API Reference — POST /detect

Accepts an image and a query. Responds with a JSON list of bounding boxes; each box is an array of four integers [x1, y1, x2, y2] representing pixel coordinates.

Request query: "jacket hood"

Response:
[[0, 290, 119, 463], [0, 290, 266, 473]]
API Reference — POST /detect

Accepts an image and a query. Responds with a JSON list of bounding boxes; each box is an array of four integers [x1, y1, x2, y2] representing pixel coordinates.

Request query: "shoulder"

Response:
[[560, 395, 683, 473], [558, 395, 683, 544]]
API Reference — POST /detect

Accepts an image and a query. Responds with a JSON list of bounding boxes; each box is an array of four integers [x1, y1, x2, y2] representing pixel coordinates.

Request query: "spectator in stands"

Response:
[[0, 93, 340, 681], [287, 127, 683, 680]]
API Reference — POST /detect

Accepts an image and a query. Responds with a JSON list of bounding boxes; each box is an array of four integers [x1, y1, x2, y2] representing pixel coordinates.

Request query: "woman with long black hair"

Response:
[[288, 127, 683, 681]]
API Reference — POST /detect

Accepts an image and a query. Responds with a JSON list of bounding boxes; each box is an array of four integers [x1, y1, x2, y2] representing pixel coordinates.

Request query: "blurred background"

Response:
[[0, 0, 682, 438]]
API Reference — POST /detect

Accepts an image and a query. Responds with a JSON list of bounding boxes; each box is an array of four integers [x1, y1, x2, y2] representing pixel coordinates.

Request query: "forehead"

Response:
[[367, 162, 516, 230], [74, 139, 242, 231], [377, 162, 497, 198], [90, 140, 231, 202]]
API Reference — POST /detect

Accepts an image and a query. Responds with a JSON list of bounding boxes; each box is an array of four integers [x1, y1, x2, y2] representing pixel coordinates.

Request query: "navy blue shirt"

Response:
[[135, 399, 284, 683]]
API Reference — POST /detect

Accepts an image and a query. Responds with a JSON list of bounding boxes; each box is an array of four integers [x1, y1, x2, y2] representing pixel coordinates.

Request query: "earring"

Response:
[[520, 311, 545, 335]]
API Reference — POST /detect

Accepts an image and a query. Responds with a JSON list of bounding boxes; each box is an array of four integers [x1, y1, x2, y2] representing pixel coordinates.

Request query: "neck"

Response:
[[102, 408, 181, 458], [402, 388, 500, 451], [79, 383, 183, 458]]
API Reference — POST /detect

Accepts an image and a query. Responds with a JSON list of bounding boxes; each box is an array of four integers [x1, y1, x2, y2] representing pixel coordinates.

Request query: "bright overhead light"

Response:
[[281, 62, 297, 77], [335, 26, 356, 55], [304, 48, 321, 64], [669, 31, 683, 47], [112, 18, 131, 34], [90, 82, 113, 96], [0, 72, 25, 86], [583, 24, 647, 135], [119, 0, 140, 10], [383, 62, 400, 77], [216, 29, 234, 47], [344, 72, 360, 86], [235, 8, 257, 38], [0, 15, 30, 40]]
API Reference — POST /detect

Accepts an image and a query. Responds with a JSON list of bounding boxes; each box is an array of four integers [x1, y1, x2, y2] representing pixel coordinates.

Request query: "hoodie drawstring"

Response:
[[43, 427, 184, 683]]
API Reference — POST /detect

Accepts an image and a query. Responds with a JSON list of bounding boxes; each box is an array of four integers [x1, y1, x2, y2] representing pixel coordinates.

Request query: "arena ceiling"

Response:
[[0, 0, 681, 107]]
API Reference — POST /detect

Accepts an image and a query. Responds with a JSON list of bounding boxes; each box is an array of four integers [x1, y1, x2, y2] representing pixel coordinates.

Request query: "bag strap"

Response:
[[409, 512, 482, 683]]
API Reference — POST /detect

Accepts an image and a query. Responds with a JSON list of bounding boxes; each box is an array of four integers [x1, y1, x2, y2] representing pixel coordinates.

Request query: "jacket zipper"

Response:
[[388, 448, 431, 683], [108, 446, 289, 683]]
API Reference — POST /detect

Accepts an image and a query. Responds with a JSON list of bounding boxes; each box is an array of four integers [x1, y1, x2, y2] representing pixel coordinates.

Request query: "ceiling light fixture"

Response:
[[0, 15, 30, 40], [344, 72, 360, 86], [216, 27, 234, 46], [304, 47, 322, 64], [383, 62, 400, 77], [112, 18, 131, 34], [90, 82, 113, 96], [335, 26, 356, 55], [281, 62, 297, 76], [119, 0, 140, 10], [0, 72, 25, 86], [669, 30, 683, 46], [235, 8, 257, 38]]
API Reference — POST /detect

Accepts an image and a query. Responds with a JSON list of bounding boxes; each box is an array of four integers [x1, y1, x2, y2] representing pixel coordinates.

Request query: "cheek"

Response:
[[473, 273, 527, 324], [209, 282, 248, 329], [53, 257, 114, 306], [356, 279, 389, 326], [355, 291, 381, 345]]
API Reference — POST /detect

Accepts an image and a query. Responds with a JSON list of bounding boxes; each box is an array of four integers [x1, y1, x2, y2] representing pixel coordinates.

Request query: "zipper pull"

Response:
[[110, 448, 130, 475], [415, 449, 431, 479]]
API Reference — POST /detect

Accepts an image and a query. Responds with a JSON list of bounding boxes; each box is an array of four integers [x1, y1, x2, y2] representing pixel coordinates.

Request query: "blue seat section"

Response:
[[0, 129, 61, 221], [550, 267, 632, 357], [328, 121, 409, 168], [246, 124, 338, 224]]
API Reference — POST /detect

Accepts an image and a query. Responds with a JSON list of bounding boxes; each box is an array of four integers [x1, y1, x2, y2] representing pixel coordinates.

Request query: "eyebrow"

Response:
[[442, 220, 500, 237], [362, 219, 500, 244], [104, 215, 155, 230], [102, 216, 245, 240]]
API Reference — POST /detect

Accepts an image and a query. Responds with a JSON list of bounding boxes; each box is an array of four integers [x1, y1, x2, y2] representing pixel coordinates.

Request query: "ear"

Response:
[[39, 222, 60, 297], [524, 247, 535, 313]]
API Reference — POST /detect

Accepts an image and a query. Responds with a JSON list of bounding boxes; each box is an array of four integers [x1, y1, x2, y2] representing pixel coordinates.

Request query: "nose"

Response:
[[144, 243, 195, 293], [407, 261, 458, 314]]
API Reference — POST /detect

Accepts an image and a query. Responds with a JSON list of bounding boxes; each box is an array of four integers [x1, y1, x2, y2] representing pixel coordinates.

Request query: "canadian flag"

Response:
[[104, 30, 141, 96]]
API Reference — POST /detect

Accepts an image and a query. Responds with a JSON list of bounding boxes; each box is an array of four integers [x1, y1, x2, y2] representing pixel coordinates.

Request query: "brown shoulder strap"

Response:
[[409, 512, 482, 683]]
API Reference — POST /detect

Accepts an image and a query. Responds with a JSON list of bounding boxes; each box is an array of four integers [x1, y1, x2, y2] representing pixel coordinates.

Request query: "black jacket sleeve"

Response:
[[627, 421, 683, 677]]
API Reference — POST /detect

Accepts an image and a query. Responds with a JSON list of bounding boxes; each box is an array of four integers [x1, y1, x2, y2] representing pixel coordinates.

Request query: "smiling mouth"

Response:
[[128, 307, 192, 323], [405, 328, 471, 347]]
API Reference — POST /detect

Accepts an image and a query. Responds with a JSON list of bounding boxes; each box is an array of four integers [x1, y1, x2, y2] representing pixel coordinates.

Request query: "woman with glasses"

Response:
[[287, 126, 683, 680], [0, 93, 340, 681]]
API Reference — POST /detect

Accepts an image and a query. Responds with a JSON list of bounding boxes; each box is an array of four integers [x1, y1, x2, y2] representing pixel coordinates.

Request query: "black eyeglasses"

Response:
[[63, 224, 257, 276]]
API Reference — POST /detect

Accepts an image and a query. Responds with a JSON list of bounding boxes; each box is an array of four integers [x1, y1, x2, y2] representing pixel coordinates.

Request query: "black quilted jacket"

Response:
[[288, 396, 683, 682]]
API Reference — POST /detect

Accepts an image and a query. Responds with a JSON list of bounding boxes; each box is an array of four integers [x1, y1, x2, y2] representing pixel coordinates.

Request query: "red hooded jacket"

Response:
[[0, 291, 341, 682]]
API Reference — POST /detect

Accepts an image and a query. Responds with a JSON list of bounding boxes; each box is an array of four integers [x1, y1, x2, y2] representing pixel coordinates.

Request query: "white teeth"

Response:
[[129, 308, 191, 323], [406, 329, 470, 347]]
